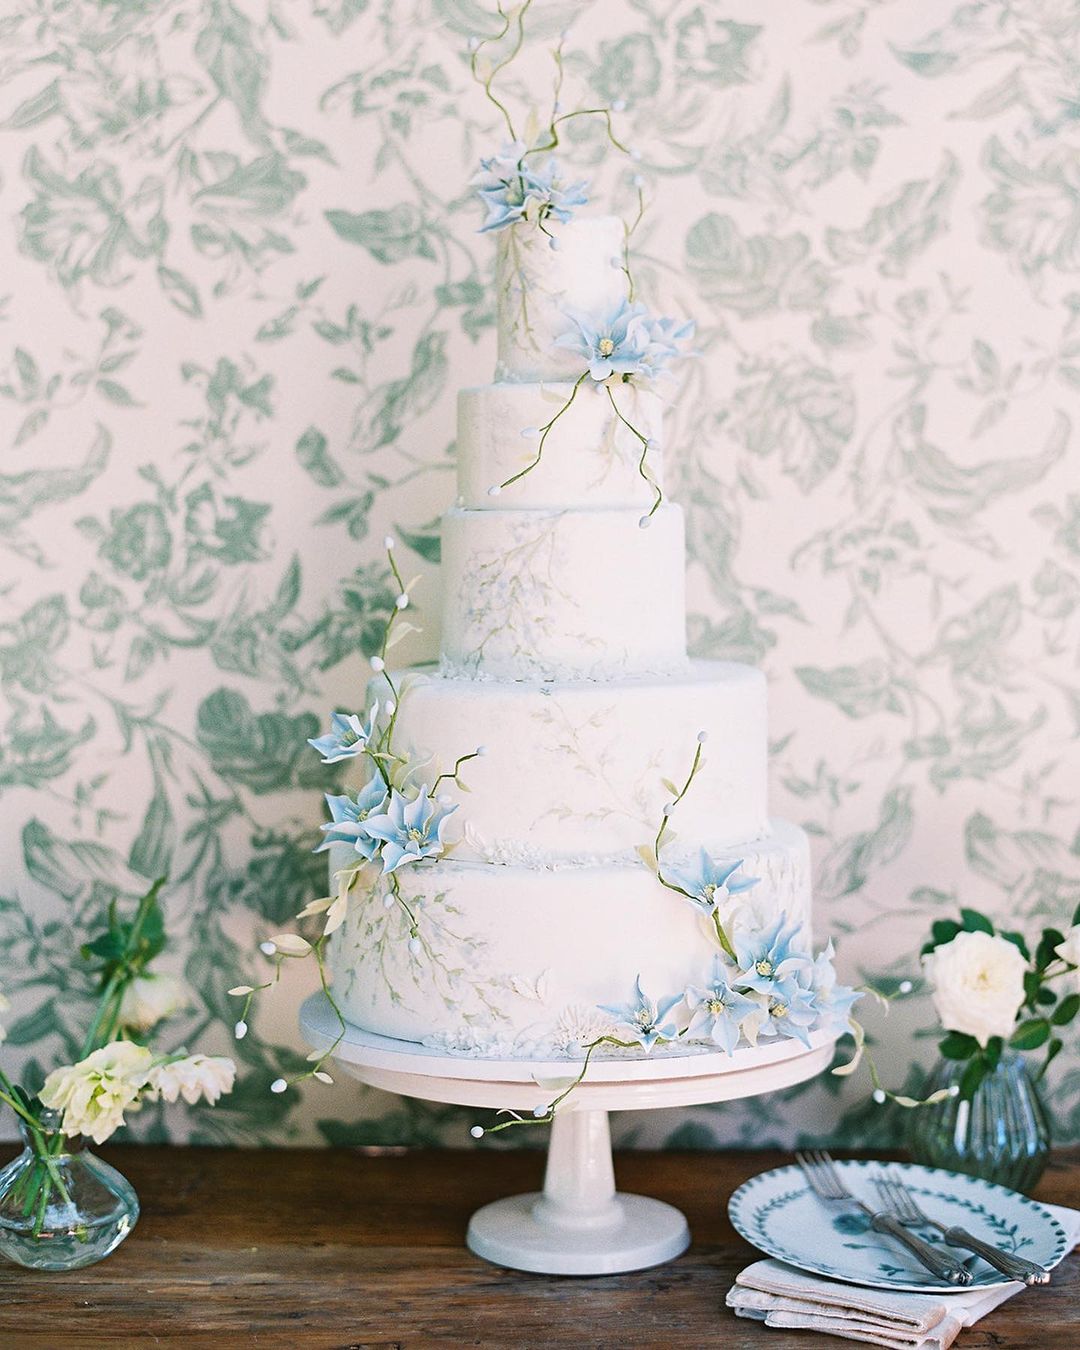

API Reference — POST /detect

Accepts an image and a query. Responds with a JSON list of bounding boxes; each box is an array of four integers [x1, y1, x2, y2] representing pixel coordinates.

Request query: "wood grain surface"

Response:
[[0, 1145, 1075, 1348]]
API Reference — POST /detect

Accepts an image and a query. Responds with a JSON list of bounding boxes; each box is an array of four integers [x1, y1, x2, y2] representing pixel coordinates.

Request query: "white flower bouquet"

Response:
[[921, 905, 1080, 1099], [0, 878, 235, 1246]]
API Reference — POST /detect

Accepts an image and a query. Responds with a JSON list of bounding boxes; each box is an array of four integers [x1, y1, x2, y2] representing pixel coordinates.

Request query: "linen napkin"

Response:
[[726, 1201, 1080, 1349]]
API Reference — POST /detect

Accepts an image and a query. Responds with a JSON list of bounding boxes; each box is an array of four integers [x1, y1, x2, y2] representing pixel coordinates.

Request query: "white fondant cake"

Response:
[[325, 207, 823, 1061]]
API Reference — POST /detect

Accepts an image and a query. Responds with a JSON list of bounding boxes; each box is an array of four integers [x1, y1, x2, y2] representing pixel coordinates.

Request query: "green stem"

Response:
[[470, 0, 531, 143], [432, 749, 483, 794], [498, 371, 589, 492], [605, 383, 662, 519]]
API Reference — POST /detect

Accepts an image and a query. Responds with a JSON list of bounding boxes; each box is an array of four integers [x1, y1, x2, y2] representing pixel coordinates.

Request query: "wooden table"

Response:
[[0, 1146, 1076, 1347]]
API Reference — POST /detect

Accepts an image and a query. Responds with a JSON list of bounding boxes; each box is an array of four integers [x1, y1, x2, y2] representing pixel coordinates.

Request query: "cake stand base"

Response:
[[466, 1107, 688, 1274], [300, 994, 835, 1277]]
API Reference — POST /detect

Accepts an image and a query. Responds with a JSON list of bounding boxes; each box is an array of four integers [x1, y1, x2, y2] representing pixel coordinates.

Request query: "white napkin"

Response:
[[727, 1201, 1080, 1350]]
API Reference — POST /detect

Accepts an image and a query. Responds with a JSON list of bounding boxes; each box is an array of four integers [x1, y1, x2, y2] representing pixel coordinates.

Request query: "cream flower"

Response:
[[39, 1041, 154, 1145], [117, 973, 188, 1033], [924, 930, 1027, 1047], [146, 1054, 236, 1106], [0, 987, 9, 1044]]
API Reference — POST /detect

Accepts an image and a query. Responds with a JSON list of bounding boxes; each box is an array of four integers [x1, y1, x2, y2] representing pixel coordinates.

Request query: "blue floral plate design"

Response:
[[729, 1159, 1070, 1292]]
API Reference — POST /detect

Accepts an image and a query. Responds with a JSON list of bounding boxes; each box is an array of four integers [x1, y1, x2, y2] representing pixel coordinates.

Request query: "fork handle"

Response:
[[870, 1213, 972, 1284], [942, 1226, 1050, 1286]]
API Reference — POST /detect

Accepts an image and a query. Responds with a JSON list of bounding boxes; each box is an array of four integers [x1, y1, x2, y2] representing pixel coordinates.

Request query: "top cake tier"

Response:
[[496, 215, 627, 381]]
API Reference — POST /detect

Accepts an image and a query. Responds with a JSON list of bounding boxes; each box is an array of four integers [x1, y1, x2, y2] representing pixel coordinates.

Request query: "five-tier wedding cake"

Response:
[[311, 154, 855, 1066]]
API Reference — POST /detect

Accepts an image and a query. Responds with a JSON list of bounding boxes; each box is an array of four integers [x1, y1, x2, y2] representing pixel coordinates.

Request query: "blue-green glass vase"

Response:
[[906, 1053, 1050, 1194]]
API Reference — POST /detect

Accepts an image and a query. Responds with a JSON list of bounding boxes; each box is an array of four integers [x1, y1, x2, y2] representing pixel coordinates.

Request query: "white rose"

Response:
[[924, 930, 1028, 1047], [146, 1054, 236, 1107], [117, 973, 188, 1033], [1055, 925, 1080, 990], [0, 988, 9, 1044], [39, 1041, 155, 1145]]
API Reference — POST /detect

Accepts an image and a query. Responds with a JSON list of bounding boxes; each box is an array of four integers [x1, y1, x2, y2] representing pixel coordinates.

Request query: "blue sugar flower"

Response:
[[308, 703, 379, 764], [554, 299, 652, 381], [663, 847, 760, 919], [758, 975, 819, 1049], [638, 314, 695, 379], [362, 785, 457, 874], [806, 940, 863, 1037], [473, 141, 588, 234], [315, 776, 389, 861], [733, 913, 812, 995], [598, 975, 682, 1050], [684, 959, 758, 1054]]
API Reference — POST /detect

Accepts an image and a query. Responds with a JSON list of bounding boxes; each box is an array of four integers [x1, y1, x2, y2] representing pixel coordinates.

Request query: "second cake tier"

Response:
[[440, 502, 687, 680]]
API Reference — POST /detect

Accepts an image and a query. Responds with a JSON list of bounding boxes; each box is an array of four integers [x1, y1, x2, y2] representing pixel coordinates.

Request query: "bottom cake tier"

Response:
[[327, 820, 812, 1059]]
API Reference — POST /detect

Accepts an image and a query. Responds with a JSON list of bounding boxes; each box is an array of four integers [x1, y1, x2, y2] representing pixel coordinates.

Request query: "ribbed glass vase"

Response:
[[906, 1053, 1051, 1194], [0, 1110, 139, 1270]]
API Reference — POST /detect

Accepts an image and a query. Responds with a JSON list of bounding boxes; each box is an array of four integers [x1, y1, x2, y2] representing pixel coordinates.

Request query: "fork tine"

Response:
[[885, 1173, 925, 1223], [816, 1149, 848, 1195], [795, 1151, 831, 1199]]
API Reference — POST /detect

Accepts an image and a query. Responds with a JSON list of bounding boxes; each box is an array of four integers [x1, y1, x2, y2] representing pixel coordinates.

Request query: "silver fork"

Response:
[[874, 1171, 1050, 1287], [795, 1150, 973, 1286]]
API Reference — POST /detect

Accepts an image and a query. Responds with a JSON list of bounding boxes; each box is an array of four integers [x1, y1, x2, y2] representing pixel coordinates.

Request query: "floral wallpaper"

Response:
[[1, 0, 1078, 1149]]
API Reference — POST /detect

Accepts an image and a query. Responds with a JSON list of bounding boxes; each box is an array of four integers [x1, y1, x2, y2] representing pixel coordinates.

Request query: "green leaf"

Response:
[[255, 306, 299, 342], [394, 520, 441, 563], [325, 204, 437, 265], [1052, 993, 1080, 1026], [960, 907, 994, 935], [983, 1035, 1003, 1071], [939, 1031, 977, 1060], [999, 929, 1030, 960], [795, 659, 904, 719], [1010, 1018, 1050, 1050], [3, 1001, 66, 1047], [295, 426, 343, 487], [1036, 928, 1065, 971], [1038, 1038, 1064, 1081], [958, 1057, 989, 1102], [930, 918, 962, 948], [157, 265, 203, 319], [128, 787, 174, 879], [96, 379, 138, 407]]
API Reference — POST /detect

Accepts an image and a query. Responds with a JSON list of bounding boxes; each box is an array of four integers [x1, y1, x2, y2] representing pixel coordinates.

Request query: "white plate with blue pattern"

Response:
[[729, 1159, 1071, 1292]]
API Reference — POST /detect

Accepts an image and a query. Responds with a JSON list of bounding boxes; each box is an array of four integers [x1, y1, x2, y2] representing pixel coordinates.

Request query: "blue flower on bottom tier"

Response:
[[684, 959, 759, 1053], [805, 941, 862, 1037], [734, 914, 811, 994], [315, 777, 389, 861], [759, 976, 819, 1048], [555, 299, 652, 380], [362, 786, 457, 873], [599, 976, 681, 1049], [663, 847, 759, 919], [307, 703, 379, 763]]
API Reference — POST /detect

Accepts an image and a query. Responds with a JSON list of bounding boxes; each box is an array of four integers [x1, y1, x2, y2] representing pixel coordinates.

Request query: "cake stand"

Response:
[[300, 993, 835, 1276]]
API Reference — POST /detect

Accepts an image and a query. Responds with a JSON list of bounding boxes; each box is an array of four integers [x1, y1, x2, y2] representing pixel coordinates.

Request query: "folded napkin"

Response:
[[727, 1201, 1080, 1350]]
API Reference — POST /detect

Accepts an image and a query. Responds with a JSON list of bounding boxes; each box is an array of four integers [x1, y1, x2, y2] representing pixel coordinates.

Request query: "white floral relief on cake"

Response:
[[452, 514, 600, 677], [497, 224, 543, 368], [530, 695, 659, 833], [338, 880, 516, 1027]]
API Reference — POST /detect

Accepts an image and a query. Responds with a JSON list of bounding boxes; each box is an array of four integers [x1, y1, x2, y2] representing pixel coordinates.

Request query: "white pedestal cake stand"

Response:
[[300, 993, 835, 1276]]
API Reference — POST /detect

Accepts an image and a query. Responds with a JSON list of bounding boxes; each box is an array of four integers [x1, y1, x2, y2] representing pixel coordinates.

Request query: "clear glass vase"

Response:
[[906, 1053, 1051, 1194], [0, 1110, 139, 1269]]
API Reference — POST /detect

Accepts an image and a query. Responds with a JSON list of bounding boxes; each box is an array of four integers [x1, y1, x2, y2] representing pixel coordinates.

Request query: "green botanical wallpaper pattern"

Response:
[[1, 0, 1078, 1149]]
